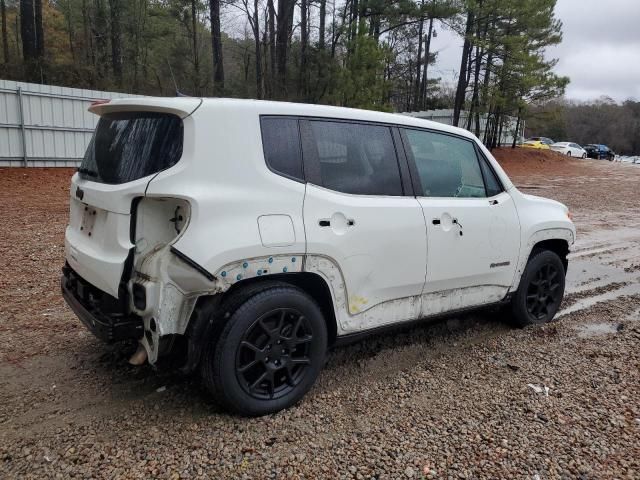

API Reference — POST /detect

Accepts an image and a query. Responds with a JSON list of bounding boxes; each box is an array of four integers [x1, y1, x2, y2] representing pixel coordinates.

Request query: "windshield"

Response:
[[79, 112, 183, 184]]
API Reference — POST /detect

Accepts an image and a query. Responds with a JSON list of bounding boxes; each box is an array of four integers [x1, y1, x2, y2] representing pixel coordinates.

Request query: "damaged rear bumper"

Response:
[[61, 263, 143, 343]]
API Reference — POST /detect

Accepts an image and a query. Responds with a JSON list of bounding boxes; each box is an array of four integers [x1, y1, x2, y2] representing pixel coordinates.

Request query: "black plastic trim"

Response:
[[398, 128, 428, 196], [170, 246, 215, 281], [473, 144, 505, 194], [391, 127, 416, 196], [61, 265, 143, 343], [299, 119, 322, 185]]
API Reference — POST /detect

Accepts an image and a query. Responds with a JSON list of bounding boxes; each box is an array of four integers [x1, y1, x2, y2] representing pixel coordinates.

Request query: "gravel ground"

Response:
[[1, 153, 639, 479]]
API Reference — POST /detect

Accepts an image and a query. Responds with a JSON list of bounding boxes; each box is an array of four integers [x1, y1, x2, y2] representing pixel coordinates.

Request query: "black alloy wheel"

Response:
[[201, 283, 327, 416], [236, 308, 313, 400], [511, 249, 566, 327], [524, 263, 562, 321]]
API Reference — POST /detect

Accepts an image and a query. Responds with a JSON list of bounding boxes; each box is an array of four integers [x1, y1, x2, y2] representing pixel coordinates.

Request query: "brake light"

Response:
[[90, 99, 110, 107], [567, 211, 573, 221]]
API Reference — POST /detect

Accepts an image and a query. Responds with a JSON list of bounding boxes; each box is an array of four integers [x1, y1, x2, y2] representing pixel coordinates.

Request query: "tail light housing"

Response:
[[133, 197, 191, 259]]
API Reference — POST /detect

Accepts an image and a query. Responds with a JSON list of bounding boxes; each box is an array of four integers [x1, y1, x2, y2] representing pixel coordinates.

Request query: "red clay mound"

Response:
[[491, 147, 589, 178], [492, 147, 564, 164]]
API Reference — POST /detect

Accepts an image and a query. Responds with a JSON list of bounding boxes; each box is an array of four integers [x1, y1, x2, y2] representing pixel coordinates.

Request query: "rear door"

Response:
[[301, 119, 427, 323], [400, 128, 520, 305], [66, 109, 187, 297]]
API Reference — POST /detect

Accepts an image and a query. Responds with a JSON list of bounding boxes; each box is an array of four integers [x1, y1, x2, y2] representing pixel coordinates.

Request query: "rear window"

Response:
[[79, 112, 183, 184]]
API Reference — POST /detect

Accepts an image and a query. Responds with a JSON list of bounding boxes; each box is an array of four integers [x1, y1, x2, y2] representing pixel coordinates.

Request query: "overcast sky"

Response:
[[428, 0, 640, 102], [223, 0, 639, 103]]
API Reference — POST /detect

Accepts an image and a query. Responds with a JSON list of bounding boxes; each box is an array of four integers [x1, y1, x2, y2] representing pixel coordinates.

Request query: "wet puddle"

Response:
[[575, 323, 620, 338], [558, 282, 640, 318], [558, 226, 640, 317]]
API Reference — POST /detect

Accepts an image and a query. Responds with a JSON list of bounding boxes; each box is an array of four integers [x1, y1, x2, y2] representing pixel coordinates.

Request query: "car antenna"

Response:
[[166, 59, 190, 97]]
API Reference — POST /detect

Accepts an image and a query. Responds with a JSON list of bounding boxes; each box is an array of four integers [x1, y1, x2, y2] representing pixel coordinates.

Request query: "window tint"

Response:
[[80, 112, 183, 185], [403, 129, 487, 198], [308, 121, 403, 196], [478, 155, 503, 197], [260, 117, 304, 181]]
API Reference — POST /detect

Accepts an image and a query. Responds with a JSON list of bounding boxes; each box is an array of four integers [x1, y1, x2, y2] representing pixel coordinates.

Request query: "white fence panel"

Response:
[[0, 81, 524, 167], [0, 80, 144, 167]]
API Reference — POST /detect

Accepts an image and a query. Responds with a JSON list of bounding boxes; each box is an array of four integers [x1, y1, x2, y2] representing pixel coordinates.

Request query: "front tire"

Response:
[[202, 284, 327, 416], [511, 250, 565, 327]]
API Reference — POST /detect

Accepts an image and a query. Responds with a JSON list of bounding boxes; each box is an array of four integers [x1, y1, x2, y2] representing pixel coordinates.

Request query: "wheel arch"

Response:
[[180, 272, 339, 373], [511, 228, 573, 293], [223, 272, 338, 345], [530, 238, 570, 272]]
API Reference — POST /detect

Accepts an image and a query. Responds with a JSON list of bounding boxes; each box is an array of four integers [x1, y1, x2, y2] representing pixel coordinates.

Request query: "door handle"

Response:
[[453, 218, 463, 236], [318, 218, 355, 228], [432, 218, 441, 225], [489, 198, 499, 205]]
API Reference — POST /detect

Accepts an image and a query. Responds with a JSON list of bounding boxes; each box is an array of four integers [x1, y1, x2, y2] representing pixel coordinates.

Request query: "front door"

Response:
[[400, 128, 520, 310], [301, 119, 427, 329]]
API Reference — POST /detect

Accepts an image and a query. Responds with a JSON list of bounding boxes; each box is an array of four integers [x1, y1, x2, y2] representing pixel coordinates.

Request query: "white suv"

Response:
[[62, 98, 575, 415]]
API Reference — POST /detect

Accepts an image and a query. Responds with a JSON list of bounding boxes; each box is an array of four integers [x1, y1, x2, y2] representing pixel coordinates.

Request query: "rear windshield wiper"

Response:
[[77, 167, 98, 178]]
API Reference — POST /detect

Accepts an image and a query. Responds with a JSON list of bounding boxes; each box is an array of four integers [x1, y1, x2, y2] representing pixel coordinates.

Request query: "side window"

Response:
[[478, 154, 503, 197], [402, 129, 487, 198], [308, 121, 403, 196], [260, 117, 303, 181]]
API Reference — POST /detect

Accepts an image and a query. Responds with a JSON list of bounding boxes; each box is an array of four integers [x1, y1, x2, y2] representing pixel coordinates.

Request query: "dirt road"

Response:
[[1, 152, 639, 479]]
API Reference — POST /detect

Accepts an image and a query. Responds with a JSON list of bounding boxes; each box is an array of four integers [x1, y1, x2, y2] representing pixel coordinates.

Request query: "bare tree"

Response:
[[267, 0, 276, 93], [453, 8, 474, 126], [1, 0, 9, 63], [298, 0, 308, 98], [318, 0, 326, 50], [209, 0, 224, 94], [239, 0, 263, 98], [275, 0, 295, 95], [191, 0, 200, 94], [109, 0, 123, 86], [20, 0, 37, 63], [418, 16, 434, 109], [35, 0, 44, 58], [412, 0, 425, 111]]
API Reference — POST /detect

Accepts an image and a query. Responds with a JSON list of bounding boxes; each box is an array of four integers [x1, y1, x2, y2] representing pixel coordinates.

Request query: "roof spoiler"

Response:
[[88, 97, 203, 119]]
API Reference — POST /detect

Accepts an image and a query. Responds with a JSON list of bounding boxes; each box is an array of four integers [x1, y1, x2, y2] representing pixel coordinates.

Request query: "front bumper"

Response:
[[61, 264, 143, 343]]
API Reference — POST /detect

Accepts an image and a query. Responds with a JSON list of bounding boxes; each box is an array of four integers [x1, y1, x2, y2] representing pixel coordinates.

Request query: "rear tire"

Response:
[[511, 250, 565, 327], [202, 284, 327, 416]]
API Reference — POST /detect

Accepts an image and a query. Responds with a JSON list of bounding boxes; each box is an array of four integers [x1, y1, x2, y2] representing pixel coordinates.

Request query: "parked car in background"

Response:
[[584, 144, 615, 161], [550, 142, 587, 158], [521, 140, 550, 150], [528, 136, 555, 145]]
